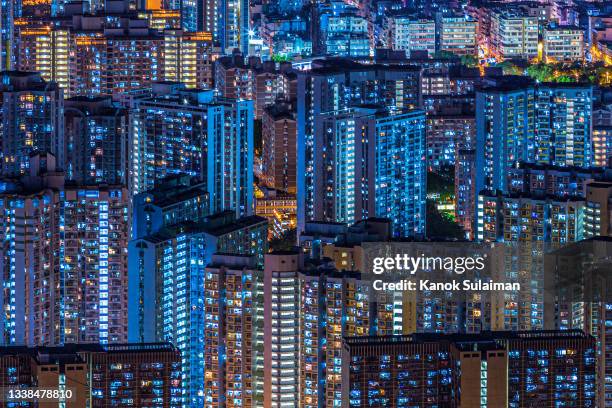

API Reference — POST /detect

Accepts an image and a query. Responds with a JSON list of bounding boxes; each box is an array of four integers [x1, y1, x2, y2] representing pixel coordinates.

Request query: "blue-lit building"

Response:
[[375, 109, 427, 237], [343, 330, 596, 407], [131, 174, 210, 240], [296, 60, 422, 235], [304, 106, 425, 238], [192, 0, 249, 53], [534, 83, 593, 168], [323, 13, 371, 58], [0, 153, 129, 347], [0, 0, 15, 70], [475, 78, 595, 198], [64, 96, 127, 185], [127, 211, 267, 407], [130, 83, 253, 217], [0, 72, 64, 177], [475, 77, 535, 196]]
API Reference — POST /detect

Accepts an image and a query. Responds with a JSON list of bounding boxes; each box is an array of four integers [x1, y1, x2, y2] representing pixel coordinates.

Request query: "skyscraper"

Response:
[[475, 78, 594, 198], [203, 254, 263, 408], [296, 60, 421, 234], [262, 102, 297, 193], [130, 84, 253, 217], [197, 0, 249, 53], [475, 76, 535, 195], [262, 252, 301, 408], [0, 72, 64, 177], [534, 83, 593, 168], [64, 96, 128, 185], [128, 211, 267, 407], [303, 106, 426, 237], [0, 153, 129, 346], [342, 330, 596, 407]]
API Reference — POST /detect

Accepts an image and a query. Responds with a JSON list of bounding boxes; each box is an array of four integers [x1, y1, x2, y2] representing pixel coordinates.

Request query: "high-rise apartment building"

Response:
[[130, 84, 253, 217], [262, 252, 301, 408], [297, 61, 422, 234], [324, 14, 371, 57], [262, 103, 297, 193], [0, 153, 129, 346], [15, 15, 216, 98], [64, 96, 127, 185], [475, 78, 594, 196], [455, 148, 476, 239], [305, 107, 426, 237], [436, 14, 478, 56], [477, 192, 585, 243], [426, 111, 475, 170], [0, 343, 182, 408], [163, 30, 215, 89], [15, 26, 71, 91], [490, 9, 539, 60], [584, 181, 612, 237], [203, 254, 263, 408], [342, 330, 596, 408], [195, 0, 249, 53], [534, 84, 592, 167], [592, 125, 612, 167], [475, 77, 535, 195], [386, 16, 436, 57], [507, 163, 608, 198], [215, 53, 295, 119], [0, 71, 64, 177], [131, 174, 211, 240], [544, 238, 612, 407], [299, 267, 395, 407], [128, 211, 267, 406], [543, 25, 585, 62]]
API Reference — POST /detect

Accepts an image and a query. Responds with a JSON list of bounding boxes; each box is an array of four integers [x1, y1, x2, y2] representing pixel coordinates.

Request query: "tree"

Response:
[[269, 228, 297, 252], [461, 54, 478, 68]]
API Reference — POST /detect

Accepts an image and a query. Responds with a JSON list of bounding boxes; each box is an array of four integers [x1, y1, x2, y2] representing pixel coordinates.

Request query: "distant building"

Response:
[[0, 153, 129, 346], [490, 9, 539, 60], [324, 14, 371, 57], [64, 96, 127, 185], [15, 15, 216, 98], [342, 330, 596, 408], [0, 71, 64, 177], [584, 181, 612, 237], [0, 343, 182, 408], [543, 26, 585, 61], [455, 148, 476, 239], [130, 84, 253, 217], [386, 16, 436, 57], [437, 14, 478, 56], [262, 103, 297, 193]]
